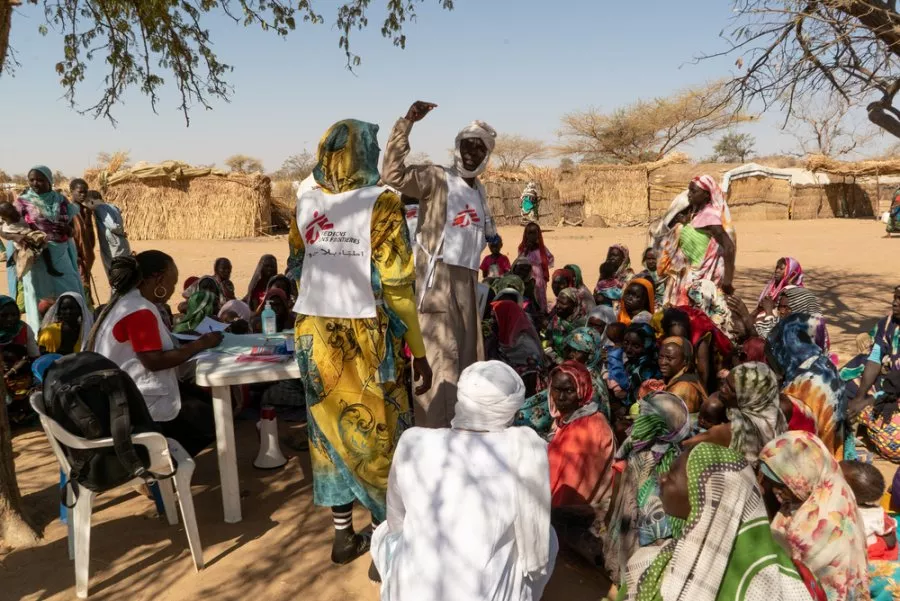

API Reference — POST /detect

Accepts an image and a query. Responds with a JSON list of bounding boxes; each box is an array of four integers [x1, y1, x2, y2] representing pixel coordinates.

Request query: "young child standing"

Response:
[[517, 222, 553, 312], [479, 236, 510, 279]]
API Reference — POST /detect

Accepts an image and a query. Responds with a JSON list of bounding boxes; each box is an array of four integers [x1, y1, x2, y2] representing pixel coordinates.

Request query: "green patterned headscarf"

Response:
[[625, 443, 808, 601], [174, 290, 219, 333]]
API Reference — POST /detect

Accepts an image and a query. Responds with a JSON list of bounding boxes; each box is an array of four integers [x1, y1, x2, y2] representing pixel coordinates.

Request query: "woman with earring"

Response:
[[88, 251, 223, 456]]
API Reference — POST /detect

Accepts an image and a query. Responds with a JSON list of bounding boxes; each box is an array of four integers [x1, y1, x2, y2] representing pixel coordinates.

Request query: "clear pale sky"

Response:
[[0, 0, 882, 176]]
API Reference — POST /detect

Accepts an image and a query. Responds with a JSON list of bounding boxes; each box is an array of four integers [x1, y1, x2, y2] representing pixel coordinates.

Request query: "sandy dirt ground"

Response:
[[3, 219, 898, 601]]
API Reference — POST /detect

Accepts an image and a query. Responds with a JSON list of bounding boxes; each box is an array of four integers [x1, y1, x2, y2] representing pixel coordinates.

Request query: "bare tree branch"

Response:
[[557, 81, 751, 164], [705, 1, 900, 139]]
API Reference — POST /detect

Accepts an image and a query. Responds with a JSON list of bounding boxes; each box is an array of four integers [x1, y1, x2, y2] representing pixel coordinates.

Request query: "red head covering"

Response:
[[550, 360, 594, 417], [491, 300, 537, 346], [552, 268, 576, 289], [518, 223, 551, 281], [263, 287, 288, 305], [740, 336, 767, 364], [183, 276, 199, 291], [617, 277, 656, 325], [677, 305, 733, 357]]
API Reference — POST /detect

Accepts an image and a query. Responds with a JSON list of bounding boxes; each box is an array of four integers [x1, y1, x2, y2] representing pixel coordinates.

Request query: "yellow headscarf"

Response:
[[312, 119, 382, 193]]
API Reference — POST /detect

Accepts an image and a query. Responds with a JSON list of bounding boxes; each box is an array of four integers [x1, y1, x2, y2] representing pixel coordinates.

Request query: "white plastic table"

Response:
[[194, 338, 300, 523]]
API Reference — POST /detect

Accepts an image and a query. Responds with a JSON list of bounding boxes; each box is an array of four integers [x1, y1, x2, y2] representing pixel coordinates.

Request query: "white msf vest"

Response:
[[442, 171, 488, 271], [93, 289, 181, 422], [293, 186, 379, 319]]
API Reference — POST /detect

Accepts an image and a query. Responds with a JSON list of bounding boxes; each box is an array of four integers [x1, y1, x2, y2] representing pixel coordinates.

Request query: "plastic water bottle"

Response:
[[261, 301, 277, 336]]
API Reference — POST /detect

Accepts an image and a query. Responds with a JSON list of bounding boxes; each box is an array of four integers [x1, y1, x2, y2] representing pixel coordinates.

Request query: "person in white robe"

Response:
[[371, 360, 558, 601]]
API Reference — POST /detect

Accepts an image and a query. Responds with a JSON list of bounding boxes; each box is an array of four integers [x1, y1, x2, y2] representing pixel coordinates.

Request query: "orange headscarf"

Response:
[[617, 277, 656, 325]]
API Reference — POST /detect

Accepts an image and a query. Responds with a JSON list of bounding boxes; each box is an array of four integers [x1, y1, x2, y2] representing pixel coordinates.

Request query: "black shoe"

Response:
[[331, 530, 371, 565], [368, 560, 382, 584]]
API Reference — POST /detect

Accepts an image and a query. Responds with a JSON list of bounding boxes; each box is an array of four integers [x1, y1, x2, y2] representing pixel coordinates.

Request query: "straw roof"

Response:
[[579, 151, 691, 173], [86, 160, 272, 240], [807, 154, 900, 177]]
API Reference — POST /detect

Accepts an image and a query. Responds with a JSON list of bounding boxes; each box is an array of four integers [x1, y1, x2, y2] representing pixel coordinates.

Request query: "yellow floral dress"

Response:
[[289, 189, 417, 521]]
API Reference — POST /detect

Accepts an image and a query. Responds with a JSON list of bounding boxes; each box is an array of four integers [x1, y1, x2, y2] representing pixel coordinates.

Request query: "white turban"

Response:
[[454, 120, 497, 178], [451, 360, 525, 432]]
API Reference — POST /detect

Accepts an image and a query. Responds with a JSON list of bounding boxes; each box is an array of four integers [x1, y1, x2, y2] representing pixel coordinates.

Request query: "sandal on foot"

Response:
[[331, 531, 372, 565]]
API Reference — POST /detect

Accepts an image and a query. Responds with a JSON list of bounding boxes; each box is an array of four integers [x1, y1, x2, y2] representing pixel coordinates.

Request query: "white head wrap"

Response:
[[651, 190, 690, 241], [451, 361, 552, 578], [454, 120, 497, 178], [40, 292, 94, 352], [452, 360, 525, 432]]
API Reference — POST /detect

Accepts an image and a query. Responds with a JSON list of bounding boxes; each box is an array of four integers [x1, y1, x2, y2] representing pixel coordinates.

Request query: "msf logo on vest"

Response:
[[305, 211, 334, 244], [452, 205, 481, 228]]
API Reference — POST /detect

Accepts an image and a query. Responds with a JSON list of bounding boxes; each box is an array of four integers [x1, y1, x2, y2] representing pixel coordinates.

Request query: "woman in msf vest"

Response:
[[289, 119, 432, 566], [88, 251, 223, 456]]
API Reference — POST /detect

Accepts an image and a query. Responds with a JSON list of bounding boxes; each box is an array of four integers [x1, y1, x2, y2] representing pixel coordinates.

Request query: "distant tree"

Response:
[[274, 151, 316, 181], [408, 151, 433, 165], [11, 174, 26, 185], [558, 81, 750, 164], [0, 170, 10, 183], [559, 157, 575, 171], [706, 1, 900, 140], [225, 155, 264, 174], [787, 98, 879, 158], [2, 1, 453, 124], [712, 132, 756, 163], [95, 151, 131, 172], [491, 134, 547, 171]]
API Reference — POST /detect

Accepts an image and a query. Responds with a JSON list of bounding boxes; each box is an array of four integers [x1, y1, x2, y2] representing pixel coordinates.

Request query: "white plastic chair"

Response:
[[30, 393, 204, 599]]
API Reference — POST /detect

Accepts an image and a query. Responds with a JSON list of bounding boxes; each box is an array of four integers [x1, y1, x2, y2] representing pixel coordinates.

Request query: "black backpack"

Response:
[[39, 352, 174, 503]]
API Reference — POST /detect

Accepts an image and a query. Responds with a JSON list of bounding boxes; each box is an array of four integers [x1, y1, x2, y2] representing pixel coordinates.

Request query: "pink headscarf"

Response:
[[757, 257, 805, 304], [690, 175, 728, 228]]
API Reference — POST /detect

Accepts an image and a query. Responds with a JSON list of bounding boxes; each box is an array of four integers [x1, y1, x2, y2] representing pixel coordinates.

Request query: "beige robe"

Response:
[[382, 118, 485, 427]]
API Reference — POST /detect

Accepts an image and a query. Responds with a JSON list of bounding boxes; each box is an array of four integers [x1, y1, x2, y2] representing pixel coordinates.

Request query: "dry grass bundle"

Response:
[[807, 155, 900, 177], [270, 179, 295, 233], [88, 161, 272, 240]]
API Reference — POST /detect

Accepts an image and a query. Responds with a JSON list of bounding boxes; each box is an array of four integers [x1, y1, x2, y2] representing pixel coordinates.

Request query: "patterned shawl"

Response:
[[174, 289, 220, 333], [623, 443, 815, 601], [768, 314, 849, 458], [312, 119, 382, 193], [760, 432, 869, 601], [546, 288, 589, 356], [16, 166, 72, 243], [727, 362, 787, 467], [625, 323, 663, 407], [688, 278, 733, 334], [606, 392, 691, 579], [609, 243, 635, 281]]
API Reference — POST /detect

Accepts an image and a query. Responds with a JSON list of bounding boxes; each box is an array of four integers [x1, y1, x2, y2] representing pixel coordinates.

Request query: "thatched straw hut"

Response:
[[807, 155, 900, 217], [86, 161, 272, 240]]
